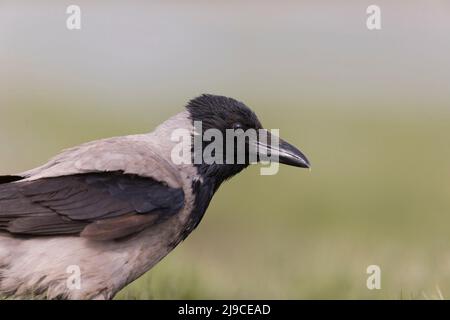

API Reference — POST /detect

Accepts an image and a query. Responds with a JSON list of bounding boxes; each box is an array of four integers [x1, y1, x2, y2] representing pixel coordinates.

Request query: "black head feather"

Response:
[[186, 94, 262, 134], [186, 94, 263, 190], [184, 94, 264, 234]]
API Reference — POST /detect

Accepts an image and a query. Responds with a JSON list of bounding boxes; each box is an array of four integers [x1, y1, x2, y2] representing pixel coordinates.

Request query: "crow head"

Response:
[[186, 94, 310, 188]]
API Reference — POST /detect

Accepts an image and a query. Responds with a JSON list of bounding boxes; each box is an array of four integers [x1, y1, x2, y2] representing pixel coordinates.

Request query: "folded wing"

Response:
[[0, 172, 184, 240]]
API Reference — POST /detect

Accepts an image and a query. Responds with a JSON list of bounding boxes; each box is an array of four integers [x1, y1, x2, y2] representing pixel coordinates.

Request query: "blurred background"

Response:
[[1, 0, 450, 299]]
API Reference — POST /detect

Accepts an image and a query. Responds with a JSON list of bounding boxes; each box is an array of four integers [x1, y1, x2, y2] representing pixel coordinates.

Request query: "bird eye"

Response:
[[233, 122, 243, 130]]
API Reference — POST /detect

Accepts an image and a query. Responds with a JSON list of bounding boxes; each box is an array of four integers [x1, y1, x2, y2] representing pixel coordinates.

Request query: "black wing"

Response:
[[0, 172, 184, 240]]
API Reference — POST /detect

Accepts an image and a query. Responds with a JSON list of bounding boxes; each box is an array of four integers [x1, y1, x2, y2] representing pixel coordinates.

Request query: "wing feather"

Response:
[[0, 172, 185, 240]]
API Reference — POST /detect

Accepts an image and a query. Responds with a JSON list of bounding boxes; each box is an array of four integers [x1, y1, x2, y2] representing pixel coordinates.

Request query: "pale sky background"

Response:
[[1, 0, 449, 112]]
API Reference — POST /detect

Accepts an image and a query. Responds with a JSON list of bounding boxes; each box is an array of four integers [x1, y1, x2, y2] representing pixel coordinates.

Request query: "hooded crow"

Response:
[[0, 94, 310, 299]]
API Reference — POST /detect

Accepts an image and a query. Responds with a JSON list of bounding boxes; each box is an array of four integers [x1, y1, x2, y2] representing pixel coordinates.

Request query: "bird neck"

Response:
[[195, 162, 248, 191], [179, 162, 247, 241]]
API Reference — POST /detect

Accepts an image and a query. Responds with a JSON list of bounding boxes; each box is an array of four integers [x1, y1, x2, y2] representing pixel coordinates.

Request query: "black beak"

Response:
[[255, 130, 311, 169]]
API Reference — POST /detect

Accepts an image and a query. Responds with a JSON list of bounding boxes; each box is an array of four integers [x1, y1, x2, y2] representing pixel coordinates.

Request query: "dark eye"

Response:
[[233, 122, 243, 130]]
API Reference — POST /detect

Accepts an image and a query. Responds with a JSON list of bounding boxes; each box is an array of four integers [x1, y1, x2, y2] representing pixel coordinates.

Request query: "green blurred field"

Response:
[[2, 101, 450, 299]]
